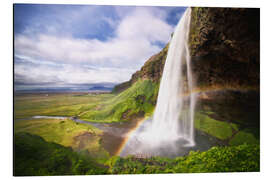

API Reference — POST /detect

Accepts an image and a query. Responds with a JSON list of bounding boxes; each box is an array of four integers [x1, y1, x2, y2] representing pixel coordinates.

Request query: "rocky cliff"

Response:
[[189, 7, 260, 91]]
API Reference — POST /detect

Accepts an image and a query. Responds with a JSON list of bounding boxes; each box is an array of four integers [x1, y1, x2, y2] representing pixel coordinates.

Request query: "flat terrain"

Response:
[[14, 92, 114, 120]]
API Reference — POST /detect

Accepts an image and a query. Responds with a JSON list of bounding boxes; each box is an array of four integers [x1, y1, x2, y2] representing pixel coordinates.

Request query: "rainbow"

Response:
[[114, 117, 147, 156]]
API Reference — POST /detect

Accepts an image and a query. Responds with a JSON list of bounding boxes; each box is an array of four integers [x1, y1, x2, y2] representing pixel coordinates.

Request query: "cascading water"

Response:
[[150, 7, 195, 146], [120, 8, 197, 157]]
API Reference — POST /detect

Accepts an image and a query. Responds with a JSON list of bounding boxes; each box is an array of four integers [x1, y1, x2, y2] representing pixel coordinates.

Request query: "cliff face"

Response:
[[188, 8, 260, 142], [189, 7, 260, 90]]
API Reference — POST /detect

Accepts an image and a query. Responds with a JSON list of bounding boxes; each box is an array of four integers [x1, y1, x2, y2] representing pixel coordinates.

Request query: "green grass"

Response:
[[14, 118, 109, 161], [229, 130, 259, 146], [194, 112, 260, 146], [14, 80, 260, 175], [15, 80, 159, 123], [15, 132, 259, 175], [79, 80, 159, 122], [111, 144, 260, 174], [14, 93, 114, 119], [195, 112, 235, 140], [14, 132, 108, 176]]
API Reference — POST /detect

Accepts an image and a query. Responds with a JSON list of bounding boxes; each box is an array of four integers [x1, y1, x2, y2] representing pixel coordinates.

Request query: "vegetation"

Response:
[[14, 83, 260, 175], [79, 80, 159, 122], [229, 130, 259, 146], [15, 80, 159, 123], [195, 112, 260, 147], [14, 132, 108, 176], [14, 118, 109, 162], [14, 93, 114, 119], [195, 112, 236, 140], [14, 132, 259, 176], [111, 144, 259, 174], [14, 7, 260, 176]]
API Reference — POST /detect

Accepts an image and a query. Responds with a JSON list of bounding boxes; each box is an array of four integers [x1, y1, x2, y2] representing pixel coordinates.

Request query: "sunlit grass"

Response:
[[14, 79, 260, 175], [14, 132, 109, 176], [14, 118, 109, 160], [229, 130, 259, 146], [14, 93, 114, 119], [195, 112, 235, 140], [111, 144, 260, 173], [79, 80, 159, 122], [14, 80, 158, 123]]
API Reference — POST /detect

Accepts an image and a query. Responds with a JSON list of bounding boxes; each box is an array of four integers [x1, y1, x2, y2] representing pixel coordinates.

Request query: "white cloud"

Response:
[[15, 61, 134, 86], [15, 6, 175, 87]]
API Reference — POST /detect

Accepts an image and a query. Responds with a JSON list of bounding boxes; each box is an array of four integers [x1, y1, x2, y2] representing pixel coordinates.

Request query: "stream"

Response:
[[27, 115, 221, 158], [28, 115, 146, 156]]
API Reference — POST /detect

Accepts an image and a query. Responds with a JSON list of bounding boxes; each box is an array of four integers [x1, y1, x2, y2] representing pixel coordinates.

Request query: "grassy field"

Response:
[[14, 80, 159, 169], [15, 118, 110, 162], [14, 80, 158, 123], [14, 92, 115, 163], [14, 79, 260, 175], [14, 81, 259, 150], [14, 93, 114, 120]]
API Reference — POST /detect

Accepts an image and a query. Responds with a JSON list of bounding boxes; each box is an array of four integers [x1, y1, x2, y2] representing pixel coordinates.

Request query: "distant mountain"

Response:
[[88, 86, 113, 91], [15, 86, 113, 93], [14, 82, 116, 93]]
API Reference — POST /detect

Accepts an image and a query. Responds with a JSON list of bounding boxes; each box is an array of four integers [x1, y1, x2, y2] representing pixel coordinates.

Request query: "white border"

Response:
[[11, 0, 261, 8], [1, 0, 270, 180]]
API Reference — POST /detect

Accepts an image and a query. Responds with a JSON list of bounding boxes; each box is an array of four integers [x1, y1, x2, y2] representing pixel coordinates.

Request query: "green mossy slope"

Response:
[[80, 80, 159, 122], [195, 112, 235, 140]]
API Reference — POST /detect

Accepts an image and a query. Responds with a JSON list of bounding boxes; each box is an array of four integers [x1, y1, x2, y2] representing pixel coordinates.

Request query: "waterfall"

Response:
[[120, 8, 196, 157], [151, 7, 195, 146]]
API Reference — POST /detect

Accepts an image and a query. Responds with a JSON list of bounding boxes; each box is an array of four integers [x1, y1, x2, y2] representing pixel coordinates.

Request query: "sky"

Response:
[[14, 4, 186, 91]]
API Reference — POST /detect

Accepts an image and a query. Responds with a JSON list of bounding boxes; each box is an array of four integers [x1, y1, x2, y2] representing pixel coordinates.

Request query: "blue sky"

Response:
[[14, 4, 186, 90]]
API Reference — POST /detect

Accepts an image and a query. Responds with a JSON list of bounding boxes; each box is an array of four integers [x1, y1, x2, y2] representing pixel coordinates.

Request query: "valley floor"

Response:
[[14, 87, 260, 175]]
